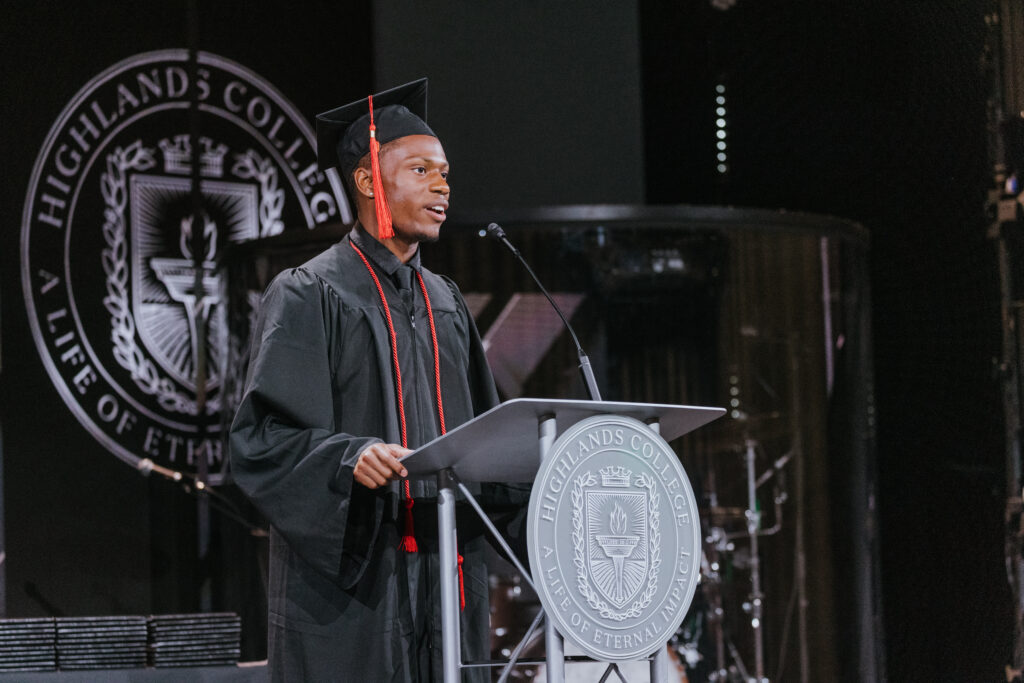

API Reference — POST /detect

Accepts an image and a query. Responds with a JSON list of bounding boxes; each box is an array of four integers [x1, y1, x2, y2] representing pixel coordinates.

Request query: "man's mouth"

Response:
[[426, 204, 447, 219]]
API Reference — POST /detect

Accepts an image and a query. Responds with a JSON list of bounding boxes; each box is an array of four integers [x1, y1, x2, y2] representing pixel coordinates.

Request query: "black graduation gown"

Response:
[[230, 226, 518, 682]]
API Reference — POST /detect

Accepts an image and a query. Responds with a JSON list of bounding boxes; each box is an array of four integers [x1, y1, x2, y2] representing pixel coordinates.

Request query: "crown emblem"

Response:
[[599, 466, 631, 487], [158, 135, 228, 177]]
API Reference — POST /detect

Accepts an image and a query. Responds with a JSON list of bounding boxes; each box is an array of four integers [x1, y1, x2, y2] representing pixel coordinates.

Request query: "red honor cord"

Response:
[[350, 243, 450, 565]]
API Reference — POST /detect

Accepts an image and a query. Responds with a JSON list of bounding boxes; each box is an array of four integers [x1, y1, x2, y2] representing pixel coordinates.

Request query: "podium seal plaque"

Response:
[[527, 414, 701, 661]]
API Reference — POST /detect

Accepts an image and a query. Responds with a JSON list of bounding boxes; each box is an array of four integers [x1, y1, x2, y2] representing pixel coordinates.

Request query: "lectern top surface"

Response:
[[401, 398, 724, 483]]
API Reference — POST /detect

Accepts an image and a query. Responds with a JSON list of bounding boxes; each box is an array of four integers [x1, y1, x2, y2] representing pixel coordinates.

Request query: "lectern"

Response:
[[403, 398, 724, 683]]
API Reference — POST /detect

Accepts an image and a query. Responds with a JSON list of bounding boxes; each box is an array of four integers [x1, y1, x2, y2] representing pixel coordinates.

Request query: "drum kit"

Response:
[[669, 409, 798, 683]]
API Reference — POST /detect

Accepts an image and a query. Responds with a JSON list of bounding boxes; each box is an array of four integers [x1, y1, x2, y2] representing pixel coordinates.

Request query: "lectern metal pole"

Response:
[[544, 622, 565, 683], [438, 467, 461, 683], [539, 415, 564, 683], [647, 419, 669, 683]]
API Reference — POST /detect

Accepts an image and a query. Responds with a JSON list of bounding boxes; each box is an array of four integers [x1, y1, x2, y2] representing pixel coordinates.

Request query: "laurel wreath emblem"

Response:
[[572, 471, 661, 621], [99, 139, 285, 415], [232, 150, 284, 237], [100, 140, 219, 415]]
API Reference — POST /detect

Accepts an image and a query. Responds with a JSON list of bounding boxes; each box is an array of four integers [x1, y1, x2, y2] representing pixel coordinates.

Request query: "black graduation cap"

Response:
[[315, 78, 435, 175]]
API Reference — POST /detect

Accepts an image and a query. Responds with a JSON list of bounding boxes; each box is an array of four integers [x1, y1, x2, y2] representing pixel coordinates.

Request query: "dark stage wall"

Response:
[[0, 0, 652, 665], [0, 0, 1014, 680], [373, 1, 646, 211], [0, 0, 377, 658], [639, 1, 1010, 680]]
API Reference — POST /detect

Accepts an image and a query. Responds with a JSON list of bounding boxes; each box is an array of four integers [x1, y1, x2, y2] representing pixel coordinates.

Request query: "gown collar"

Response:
[[349, 224, 422, 276]]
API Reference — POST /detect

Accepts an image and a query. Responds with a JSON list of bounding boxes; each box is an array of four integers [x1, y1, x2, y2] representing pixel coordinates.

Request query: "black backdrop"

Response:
[[0, 0, 1013, 679], [0, 0, 374, 661], [639, 2, 1009, 679]]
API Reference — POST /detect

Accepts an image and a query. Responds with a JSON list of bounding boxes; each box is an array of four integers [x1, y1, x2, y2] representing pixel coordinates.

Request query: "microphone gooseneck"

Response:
[[482, 223, 602, 401], [136, 459, 268, 536], [138, 457, 184, 482]]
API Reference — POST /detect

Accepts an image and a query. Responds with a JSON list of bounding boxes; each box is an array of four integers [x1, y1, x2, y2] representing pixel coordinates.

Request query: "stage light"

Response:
[[714, 85, 730, 175]]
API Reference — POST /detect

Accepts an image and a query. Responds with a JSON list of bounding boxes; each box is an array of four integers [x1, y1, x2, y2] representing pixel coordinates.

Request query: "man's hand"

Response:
[[353, 443, 412, 489]]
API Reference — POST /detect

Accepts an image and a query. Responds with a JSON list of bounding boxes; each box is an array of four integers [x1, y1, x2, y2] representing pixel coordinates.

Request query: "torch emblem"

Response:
[[125, 136, 262, 401], [575, 466, 658, 616], [148, 212, 222, 392]]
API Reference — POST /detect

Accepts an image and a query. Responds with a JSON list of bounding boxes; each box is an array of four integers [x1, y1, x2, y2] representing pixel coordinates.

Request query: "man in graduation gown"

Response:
[[230, 79, 522, 682]]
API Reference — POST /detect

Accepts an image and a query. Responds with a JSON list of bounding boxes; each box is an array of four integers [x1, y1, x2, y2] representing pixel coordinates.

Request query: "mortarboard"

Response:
[[316, 78, 434, 176], [315, 78, 435, 239]]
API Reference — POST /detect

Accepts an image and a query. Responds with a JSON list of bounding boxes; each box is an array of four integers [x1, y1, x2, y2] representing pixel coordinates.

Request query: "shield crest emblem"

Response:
[[128, 139, 260, 394], [585, 486, 649, 609]]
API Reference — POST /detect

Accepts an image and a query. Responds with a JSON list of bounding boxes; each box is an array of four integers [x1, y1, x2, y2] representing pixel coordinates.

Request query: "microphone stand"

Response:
[[137, 459, 267, 537], [483, 223, 602, 401]]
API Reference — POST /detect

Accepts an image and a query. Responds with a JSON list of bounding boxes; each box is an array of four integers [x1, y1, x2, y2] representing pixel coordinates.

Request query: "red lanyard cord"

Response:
[[350, 243, 455, 584], [411, 262, 460, 608], [416, 273, 446, 435], [350, 243, 408, 448]]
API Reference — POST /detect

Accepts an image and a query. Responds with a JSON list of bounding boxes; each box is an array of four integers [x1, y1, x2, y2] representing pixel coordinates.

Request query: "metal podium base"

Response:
[[403, 399, 724, 683]]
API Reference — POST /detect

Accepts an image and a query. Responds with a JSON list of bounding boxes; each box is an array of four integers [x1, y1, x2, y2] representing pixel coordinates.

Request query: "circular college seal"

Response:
[[527, 415, 702, 662], [21, 50, 349, 481]]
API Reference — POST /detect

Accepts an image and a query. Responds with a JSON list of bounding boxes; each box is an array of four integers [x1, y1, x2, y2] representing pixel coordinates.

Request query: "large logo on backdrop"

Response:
[[20, 50, 350, 480], [527, 415, 702, 661]]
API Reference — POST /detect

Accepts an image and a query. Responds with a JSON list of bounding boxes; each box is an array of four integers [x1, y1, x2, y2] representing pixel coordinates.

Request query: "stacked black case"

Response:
[[0, 617, 57, 673], [147, 613, 241, 668], [55, 616, 148, 670]]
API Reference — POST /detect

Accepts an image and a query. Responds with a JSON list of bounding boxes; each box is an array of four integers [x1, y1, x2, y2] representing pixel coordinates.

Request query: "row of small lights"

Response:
[[715, 84, 728, 174]]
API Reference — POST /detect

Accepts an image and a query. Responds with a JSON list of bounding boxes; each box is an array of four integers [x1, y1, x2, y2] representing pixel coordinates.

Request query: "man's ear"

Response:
[[352, 165, 375, 198]]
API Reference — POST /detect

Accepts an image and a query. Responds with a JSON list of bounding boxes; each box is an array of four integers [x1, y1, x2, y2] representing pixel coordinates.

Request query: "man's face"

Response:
[[378, 134, 449, 244]]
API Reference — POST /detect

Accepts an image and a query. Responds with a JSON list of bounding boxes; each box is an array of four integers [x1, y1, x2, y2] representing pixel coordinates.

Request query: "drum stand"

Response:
[[696, 437, 790, 683], [743, 438, 766, 683]]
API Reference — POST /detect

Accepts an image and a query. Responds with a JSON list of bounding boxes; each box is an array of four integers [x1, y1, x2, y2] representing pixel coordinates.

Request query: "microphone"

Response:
[[136, 458, 263, 532], [137, 458, 184, 482], [482, 223, 602, 401]]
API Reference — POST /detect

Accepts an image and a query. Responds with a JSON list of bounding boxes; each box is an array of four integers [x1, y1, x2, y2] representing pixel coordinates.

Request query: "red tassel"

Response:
[[368, 95, 394, 240], [457, 554, 465, 611], [398, 480, 418, 553]]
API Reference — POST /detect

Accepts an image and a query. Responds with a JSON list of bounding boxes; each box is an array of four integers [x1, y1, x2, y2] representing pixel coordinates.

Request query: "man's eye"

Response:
[[413, 167, 426, 174], [440, 171, 449, 180]]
